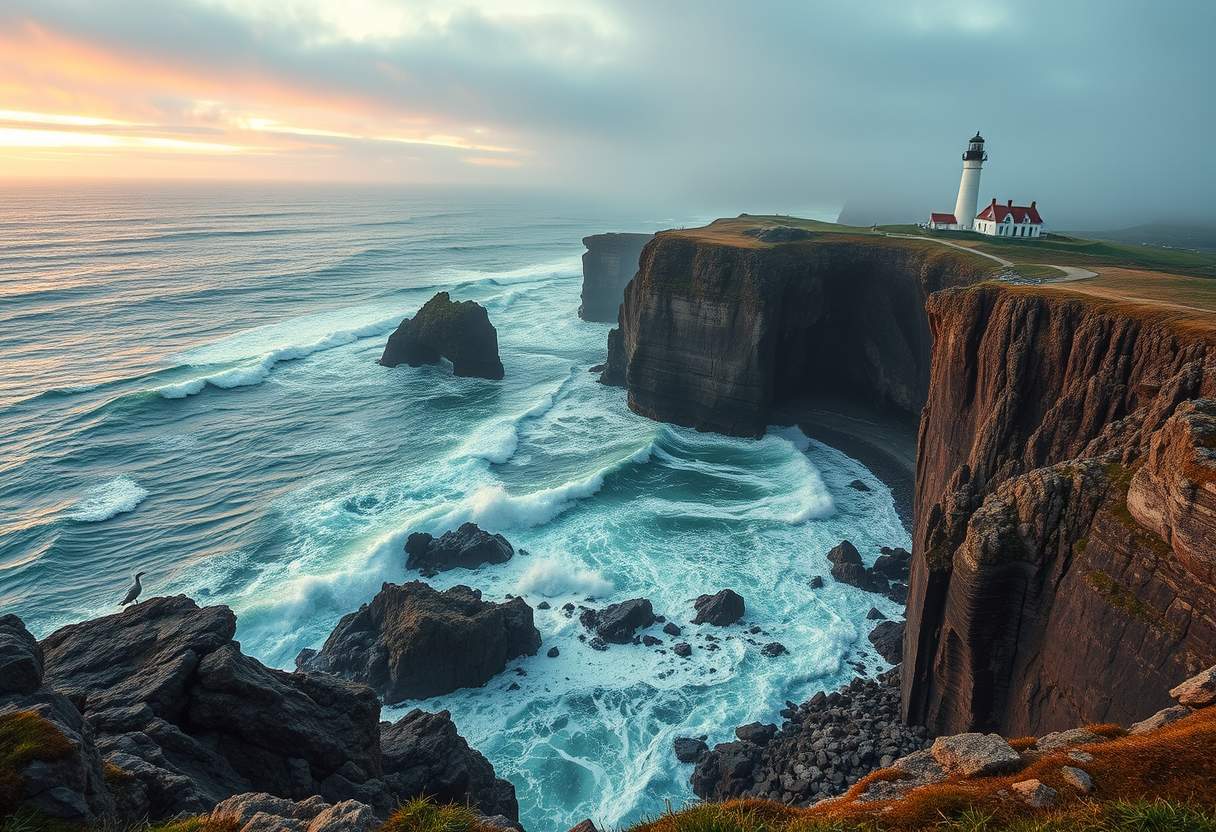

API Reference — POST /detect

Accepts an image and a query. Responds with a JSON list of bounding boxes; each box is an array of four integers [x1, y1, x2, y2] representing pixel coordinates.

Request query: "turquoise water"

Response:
[[0, 184, 908, 831]]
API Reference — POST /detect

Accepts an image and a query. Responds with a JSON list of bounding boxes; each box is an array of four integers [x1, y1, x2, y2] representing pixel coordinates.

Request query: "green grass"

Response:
[[379, 798, 502, 832], [1007, 264, 1068, 280]]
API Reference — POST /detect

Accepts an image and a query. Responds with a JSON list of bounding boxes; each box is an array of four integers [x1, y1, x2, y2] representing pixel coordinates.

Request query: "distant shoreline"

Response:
[[774, 398, 917, 533]]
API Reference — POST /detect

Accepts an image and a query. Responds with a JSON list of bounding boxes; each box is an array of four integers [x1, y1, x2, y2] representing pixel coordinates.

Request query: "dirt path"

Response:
[[884, 233, 1097, 283]]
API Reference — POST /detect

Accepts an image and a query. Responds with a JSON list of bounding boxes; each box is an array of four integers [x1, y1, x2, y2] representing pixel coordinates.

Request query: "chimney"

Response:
[[1007, 199, 1013, 207], [1031, 200, 1037, 209], [991, 198, 998, 207]]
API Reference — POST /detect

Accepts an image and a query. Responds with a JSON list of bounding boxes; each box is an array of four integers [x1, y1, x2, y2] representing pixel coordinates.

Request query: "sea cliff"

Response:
[[603, 218, 1216, 738], [579, 233, 654, 322], [601, 223, 983, 436]]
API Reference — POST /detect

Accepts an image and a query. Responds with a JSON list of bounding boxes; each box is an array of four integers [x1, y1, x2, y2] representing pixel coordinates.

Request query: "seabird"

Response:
[[121, 572, 145, 606]]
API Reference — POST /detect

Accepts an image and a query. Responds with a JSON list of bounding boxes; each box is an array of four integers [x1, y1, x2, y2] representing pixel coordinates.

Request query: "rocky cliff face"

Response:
[[904, 286, 1216, 736], [579, 233, 653, 322], [381, 292, 504, 379], [601, 233, 983, 436], [605, 225, 1216, 739]]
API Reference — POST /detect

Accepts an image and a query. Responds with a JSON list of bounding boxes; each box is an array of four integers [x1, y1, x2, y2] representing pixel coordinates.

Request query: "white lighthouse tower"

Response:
[[952, 132, 987, 230]]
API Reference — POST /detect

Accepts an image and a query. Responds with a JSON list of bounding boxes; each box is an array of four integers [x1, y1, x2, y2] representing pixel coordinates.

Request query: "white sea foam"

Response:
[[458, 367, 579, 465], [516, 559, 614, 598], [430, 442, 653, 531], [66, 476, 148, 522], [155, 316, 401, 399]]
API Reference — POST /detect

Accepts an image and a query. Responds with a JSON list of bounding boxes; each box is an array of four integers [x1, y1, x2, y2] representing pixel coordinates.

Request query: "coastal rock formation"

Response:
[[601, 227, 984, 435], [904, 285, 1216, 736], [868, 620, 904, 665], [405, 523, 514, 577], [0, 615, 115, 822], [27, 596, 517, 822], [689, 670, 928, 805], [579, 598, 656, 644], [380, 292, 504, 379], [298, 582, 540, 702], [692, 589, 745, 626], [579, 233, 653, 322], [209, 792, 378, 832]]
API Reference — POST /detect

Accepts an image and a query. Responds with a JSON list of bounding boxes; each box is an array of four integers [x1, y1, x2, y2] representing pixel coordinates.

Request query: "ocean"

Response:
[[0, 183, 909, 831]]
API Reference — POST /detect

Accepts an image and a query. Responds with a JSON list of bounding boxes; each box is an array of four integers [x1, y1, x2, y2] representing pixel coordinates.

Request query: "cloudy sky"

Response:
[[1, 0, 1212, 226]]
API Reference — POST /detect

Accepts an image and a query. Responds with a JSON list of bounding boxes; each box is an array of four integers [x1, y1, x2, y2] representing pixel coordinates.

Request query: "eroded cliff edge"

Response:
[[579, 232, 654, 322], [601, 227, 984, 436], [603, 219, 1216, 738], [905, 285, 1216, 736]]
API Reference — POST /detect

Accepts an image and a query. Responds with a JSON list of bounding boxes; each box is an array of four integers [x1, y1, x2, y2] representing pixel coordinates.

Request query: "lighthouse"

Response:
[[952, 132, 987, 230]]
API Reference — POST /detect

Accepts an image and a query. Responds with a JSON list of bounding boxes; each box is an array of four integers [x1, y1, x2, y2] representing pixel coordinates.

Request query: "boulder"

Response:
[[1170, 664, 1216, 707], [1129, 705, 1192, 735], [868, 620, 904, 665], [1036, 727, 1104, 752], [760, 642, 787, 658], [930, 733, 1021, 777], [297, 582, 540, 702], [673, 737, 709, 763], [580, 598, 655, 644], [827, 541, 887, 593], [809, 576, 824, 589], [210, 792, 378, 832], [735, 723, 777, 745], [692, 589, 745, 626], [662, 622, 682, 637], [872, 547, 911, 581], [1059, 766, 1093, 794], [405, 523, 514, 577], [1011, 778, 1057, 808], [379, 709, 518, 819], [673, 642, 692, 658], [380, 292, 504, 379], [866, 607, 886, 621]]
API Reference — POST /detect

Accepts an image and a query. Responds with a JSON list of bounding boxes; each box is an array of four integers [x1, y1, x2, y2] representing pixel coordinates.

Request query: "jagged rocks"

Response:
[[379, 709, 518, 819], [1170, 663, 1216, 707], [872, 547, 911, 581], [690, 669, 928, 805], [567, 820, 600, 832], [405, 523, 514, 577], [735, 723, 776, 745], [867, 620, 904, 665], [297, 582, 540, 702], [663, 622, 682, 637], [32, 596, 518, 822], [210, 792, 378, 832], [0, 614, 44, 695], [579, 598, 655, 644], [673, 642, 692, 658], [930, 733, 1021, 777], [692, 589, 745, 626], [761, 642, 788, 657], [380, 292, 504, 379]]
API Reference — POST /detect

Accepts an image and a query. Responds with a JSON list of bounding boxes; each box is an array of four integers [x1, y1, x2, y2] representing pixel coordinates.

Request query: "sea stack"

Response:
[[380, 291, 504, 379], [579, 233, 654, 322]]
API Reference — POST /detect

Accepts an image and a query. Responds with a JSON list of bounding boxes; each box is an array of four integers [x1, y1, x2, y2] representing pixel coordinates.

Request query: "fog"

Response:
[[2, 0, 1213, 228]]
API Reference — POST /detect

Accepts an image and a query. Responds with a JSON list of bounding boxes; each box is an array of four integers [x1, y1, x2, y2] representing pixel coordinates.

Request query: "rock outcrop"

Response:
[[405, 523, 514, 577], [903, 285, 1216, 736], [297, 582, 540, 702], [579, 233, 654, 322], [25, 596, 517, 822], [692, 589, 745, 626], [380, 292, 504, 379], [579, 598, 656, 644], [601, 228, 984, 436]]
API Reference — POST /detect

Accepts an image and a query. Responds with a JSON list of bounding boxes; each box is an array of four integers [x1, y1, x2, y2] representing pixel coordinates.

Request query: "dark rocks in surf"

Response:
[[673, 642, 692, 658], [827, 541, 911, 599], [809, 576, 824, 589], [690, 668, 929, 806], [673, 737, 709, 763], [663, 622, 682, 637], [868, 620, 904, 665], [872, 546, 911, 581], [692, 589, 745, 626], [579, 598, 655, 644], [21, 596, 516, 823], [297, 582, 540, 703], [761, 642, 788, 658], [405, 523, 513, 577], [380, 292, 504, 379]]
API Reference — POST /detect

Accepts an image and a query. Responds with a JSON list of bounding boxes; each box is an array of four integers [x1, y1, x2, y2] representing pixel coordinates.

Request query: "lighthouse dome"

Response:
[[970, 132, 984, 143]]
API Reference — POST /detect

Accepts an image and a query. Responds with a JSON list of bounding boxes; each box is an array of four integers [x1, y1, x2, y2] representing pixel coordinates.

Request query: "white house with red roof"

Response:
[[927, 132, 1046, 238], [973, 198, 1045, 238]]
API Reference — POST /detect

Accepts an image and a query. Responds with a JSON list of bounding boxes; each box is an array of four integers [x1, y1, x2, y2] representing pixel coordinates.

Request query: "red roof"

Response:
[[976, 199, 1043, 224], [930, 212, 957, 224]]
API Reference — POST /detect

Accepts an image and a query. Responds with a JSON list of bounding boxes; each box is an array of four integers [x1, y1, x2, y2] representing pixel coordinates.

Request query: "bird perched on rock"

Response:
[[121, 572, 145, 606]]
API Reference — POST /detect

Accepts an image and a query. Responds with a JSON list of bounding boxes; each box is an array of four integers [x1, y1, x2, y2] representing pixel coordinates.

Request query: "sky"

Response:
[[1, 0, 1213, 227]]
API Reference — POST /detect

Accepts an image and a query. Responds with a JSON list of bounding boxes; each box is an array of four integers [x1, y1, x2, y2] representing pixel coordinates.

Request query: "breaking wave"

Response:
[[66, 477, 148, 522]]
